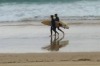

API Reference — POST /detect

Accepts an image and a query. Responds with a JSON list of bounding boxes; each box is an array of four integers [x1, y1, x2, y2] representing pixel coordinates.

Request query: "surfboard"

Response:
[[41, 20, 69, 29]]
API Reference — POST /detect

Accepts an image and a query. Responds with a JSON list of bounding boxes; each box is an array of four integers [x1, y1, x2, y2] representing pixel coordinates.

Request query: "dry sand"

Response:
[[0, 52, 100, 66]]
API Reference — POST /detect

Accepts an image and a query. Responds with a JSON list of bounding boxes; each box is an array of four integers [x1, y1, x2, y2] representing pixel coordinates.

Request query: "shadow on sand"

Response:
[[42, 34, 69, 51]]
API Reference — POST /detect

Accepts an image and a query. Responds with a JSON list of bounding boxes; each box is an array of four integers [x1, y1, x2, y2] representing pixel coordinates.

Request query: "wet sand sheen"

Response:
[[0, 23, 100, 53], [0, 22, 100, 66]]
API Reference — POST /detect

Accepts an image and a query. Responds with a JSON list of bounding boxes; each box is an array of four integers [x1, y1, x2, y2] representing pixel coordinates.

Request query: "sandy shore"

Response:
[[0, 52, 100, 66], [0, 20, 100, 66]]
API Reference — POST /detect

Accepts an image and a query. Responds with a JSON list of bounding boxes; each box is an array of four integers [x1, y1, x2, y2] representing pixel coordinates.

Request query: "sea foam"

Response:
[[0, 0, 100, 22]]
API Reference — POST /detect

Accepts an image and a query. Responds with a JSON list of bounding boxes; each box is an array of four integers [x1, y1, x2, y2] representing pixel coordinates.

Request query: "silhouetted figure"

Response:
[[50, 15, 59, 36], [54, 14, 64, 34]]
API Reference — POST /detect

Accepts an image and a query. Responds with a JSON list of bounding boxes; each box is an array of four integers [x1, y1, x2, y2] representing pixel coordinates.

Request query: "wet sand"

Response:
[[0, 22, 100, 52], [0, 21, 100, 66]]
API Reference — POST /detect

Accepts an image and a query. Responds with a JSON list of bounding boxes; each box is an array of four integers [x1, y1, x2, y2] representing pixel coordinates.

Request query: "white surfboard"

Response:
[[41, 20, 69, 29]]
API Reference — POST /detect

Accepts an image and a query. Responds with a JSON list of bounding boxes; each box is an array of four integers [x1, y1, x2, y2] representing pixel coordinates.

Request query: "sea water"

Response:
[[0, 0, 100, 22]]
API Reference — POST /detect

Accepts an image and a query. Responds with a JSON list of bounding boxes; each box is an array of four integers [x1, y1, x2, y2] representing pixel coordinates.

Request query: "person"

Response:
[[50, 15, 59, 36], [54, 14, 64, 34]]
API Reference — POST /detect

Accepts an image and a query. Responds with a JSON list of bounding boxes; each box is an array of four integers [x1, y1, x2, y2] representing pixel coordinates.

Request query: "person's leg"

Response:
[[57, 27, 64, 34], [52, 28, 56, 36], [56, 30, 59, 35], [53, 27, 59, 36], [51, 27, 53, 36]]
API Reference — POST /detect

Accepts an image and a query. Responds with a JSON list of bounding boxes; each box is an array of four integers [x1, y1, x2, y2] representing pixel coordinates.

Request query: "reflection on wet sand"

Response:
[[42, 35, 69, 51]]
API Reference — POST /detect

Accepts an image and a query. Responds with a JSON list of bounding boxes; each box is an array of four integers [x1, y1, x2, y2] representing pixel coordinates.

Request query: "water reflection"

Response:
[[42, 35, 69, 51]]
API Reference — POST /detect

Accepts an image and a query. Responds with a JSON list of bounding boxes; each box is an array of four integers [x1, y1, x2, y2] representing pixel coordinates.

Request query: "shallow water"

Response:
[[0, 23, 100, 53]]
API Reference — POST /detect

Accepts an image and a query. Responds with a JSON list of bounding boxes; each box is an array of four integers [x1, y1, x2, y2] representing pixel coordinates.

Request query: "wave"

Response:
[[0, 0, 100, 22], [0, 0, 99, 4], [0, 0, 86, 3]]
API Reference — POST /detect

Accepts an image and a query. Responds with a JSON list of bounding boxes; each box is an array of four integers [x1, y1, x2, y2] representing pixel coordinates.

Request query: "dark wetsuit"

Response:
[[51, 18, 56, 35], [55, 17, 60, 29], [55, 17, 59, 22], [55, 16, 64, 34]]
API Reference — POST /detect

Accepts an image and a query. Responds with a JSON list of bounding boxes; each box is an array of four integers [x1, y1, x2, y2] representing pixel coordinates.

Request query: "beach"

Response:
[[0, 0, 100, 66], [0, 20, 100, 66]]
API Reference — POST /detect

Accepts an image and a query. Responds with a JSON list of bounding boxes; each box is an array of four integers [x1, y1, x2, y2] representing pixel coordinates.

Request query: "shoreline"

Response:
[[0, 16, 100, 22], [0, 19, 100, 26]]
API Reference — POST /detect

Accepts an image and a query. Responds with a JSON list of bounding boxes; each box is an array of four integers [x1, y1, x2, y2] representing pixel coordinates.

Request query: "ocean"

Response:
[[0, 0, 100, 22]]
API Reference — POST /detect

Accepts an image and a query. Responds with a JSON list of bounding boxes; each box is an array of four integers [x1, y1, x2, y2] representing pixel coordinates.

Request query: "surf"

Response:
[[0, 0, 100, 22]]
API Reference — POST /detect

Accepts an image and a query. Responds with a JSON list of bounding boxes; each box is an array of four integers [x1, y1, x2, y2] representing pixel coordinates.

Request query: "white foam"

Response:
[[0, 0, 100, 22]]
